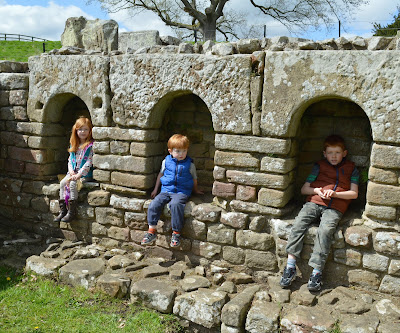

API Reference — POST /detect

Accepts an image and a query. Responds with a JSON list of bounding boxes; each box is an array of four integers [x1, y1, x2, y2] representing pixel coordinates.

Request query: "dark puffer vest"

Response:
[[161, 155, 194, 196], [308, 159, 356, 214]]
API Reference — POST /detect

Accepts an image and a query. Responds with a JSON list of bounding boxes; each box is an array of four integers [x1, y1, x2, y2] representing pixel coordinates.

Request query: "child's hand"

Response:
[[150, 189, 158, 199], [71, 174, 81, 181], [314, 187, 324, 198], [322, 189, 336, 199]]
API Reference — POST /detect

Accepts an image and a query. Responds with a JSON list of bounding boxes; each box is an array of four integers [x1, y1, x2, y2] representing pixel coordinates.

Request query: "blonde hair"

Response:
[[167, 134, 189, 150], [68, 117, 93, 153]]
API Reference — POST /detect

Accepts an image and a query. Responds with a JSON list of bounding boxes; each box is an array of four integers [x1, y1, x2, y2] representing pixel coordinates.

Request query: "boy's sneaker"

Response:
[[170, 233, 181, 247], [141, 232, 157, 245], [280, 266, 296, 288], [307, 272, 322, 291]]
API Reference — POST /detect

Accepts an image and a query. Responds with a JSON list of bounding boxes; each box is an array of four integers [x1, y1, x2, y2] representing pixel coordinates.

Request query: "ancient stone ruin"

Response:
[[1, 17, 400, 332]]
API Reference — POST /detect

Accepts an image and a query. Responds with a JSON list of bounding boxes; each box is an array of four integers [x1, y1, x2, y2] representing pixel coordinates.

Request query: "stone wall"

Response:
[[1, 33, 400, 294]]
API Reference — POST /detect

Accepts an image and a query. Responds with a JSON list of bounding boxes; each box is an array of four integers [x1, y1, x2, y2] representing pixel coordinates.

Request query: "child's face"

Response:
[[168, 148, 188, 161], [323, 145, 347, 166], [77, 125, 90, 142]]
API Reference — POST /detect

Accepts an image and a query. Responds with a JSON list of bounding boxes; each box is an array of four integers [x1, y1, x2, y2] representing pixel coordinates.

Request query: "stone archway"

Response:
[[43, 93, 91, 177], [294, 98, 372, 212], [154, 93, 215, 194]]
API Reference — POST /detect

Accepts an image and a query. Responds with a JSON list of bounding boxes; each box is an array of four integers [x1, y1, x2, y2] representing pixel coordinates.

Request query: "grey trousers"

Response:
[[286, 202, 343, 271]]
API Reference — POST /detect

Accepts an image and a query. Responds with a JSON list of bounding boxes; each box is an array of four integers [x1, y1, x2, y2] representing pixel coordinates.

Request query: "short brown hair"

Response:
[[323, 134, 346, 151], [168, 134, 190, 150]]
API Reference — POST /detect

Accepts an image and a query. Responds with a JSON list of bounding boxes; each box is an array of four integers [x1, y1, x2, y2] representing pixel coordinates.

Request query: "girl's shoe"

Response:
[[170, 233, 181, 247], [141, 232, 157, 245]]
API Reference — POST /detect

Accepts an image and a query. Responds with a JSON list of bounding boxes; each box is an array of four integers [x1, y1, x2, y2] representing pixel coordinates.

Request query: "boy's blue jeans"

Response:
[[147, 192, 189, 232], [286, 202, 343, 271]]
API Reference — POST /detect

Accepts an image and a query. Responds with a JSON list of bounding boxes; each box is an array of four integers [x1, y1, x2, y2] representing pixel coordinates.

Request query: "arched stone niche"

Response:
[[41, 93, 91, 176], [150, 92, 215, 193], [294, 98, 372, 211]]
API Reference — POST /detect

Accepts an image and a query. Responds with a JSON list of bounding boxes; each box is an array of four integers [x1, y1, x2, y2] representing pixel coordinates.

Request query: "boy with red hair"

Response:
[[280, 134, 359, 291], [141, 134, 203, 248]]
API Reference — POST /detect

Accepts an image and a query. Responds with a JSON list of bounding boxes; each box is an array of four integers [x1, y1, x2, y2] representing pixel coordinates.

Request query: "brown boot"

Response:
[[61, 200, 77, 222], [53, 200, 67, 222]]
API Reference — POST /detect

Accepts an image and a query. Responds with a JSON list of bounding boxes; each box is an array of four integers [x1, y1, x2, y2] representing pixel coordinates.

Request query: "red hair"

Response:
[[323, 134, 346, 151], [167, 134, 190, 150], [68, 117, 93, 153]]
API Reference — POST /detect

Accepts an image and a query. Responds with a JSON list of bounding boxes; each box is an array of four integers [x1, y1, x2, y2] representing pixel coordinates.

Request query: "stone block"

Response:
[[95, 207, 124, 226], [111, 171, 155, 189], [371, 144, 400, 169], [388, 260, 400, 276], [260, 156, 296, 173], [191, 203, 222, 222], [220, 212, 248, 229], [366, 182, 400, 206], [93, 155, 155, 173], [92, 127, 158, 141], [179, 276, 211, 292], [9, 89, 28, 106], [334, 248, 362, 267], [368, 167, 398, 185], [258, 185, 294, 208], [109, 194, 145, 211], [212, 181, 236, 199], [91, 222, 108, 236], [223, 246, 245, 264], [237, 230, 274, 251], [59, 258, 105, 289], [221, 285, 260, 327], [0, 73, 29, 89], [236, 185, 256, 201], [119, 31, 161, 52], [25, 255, 67, 277], [96, 273, 131, 298], [173, 289, 228, 329], [27, 136, 65, 149], [245, 250, 277, 270], [215, 134, 290, 154], [364, 203, 397, 221], [207, 224, 235, 245], [374, 232, 400, 256], [245, 300, 281, 333], [93, 169, 110, 182], [107, 226, 130, 241], [379, 275, 400, 296], [130, 142, 164, 156], [93, 141, 110, 154], [213, 166, 226, 180], [8, 146, 51, 163], [281, 306, 335, 333], [110, 141, 129, 154], [227, 170, 290, 189], [344, 226, 372, 247], [237, 39, 261, 53], [230, 200, 284, 216], [214, 150, 259, 168], [182, 219, 207, 241], [193, 241, 222, 259], [363, 253, 389, 272], [131, 278, 177, 313], [0, 91, 9, 106], [87, 190, 110, 206]]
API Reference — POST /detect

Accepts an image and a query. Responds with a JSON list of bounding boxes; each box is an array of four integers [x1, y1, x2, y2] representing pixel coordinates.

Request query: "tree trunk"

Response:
[[201, 19, 217, 41]]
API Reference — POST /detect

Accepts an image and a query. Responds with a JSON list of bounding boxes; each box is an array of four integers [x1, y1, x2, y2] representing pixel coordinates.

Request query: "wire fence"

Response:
[[0, 33, 49, 52]]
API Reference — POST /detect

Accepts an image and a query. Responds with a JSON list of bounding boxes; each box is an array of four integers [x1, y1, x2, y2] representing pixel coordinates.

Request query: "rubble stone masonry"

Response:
[[1, 33, 400, 295]]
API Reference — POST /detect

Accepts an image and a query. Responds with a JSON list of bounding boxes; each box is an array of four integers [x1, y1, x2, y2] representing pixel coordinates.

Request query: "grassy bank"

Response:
[[0, 40, 61, 62], [0, 266, 183, 332]]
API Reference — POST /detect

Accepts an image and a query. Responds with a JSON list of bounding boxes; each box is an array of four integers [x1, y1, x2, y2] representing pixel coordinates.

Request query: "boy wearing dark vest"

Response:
[[280, 135, 359, 291], [141, 134, 203, 248]]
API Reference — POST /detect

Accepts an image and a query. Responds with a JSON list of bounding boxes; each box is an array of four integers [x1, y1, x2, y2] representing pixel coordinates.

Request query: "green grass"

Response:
[[0, 40, 62, 62], [0, 266, 183, 333]]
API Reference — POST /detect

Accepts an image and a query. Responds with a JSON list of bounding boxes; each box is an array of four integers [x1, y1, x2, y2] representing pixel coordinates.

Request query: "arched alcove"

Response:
[[154, 93, 215, 194], [45, 94, 90, 177], [294, 98, 372, 212]]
